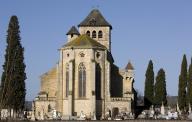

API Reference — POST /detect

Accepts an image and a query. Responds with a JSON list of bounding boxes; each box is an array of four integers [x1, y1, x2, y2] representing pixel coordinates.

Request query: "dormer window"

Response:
[[92, 31, 96, 38], [86, 31, 90, 37], [89, 18, 96, 26], [98, 31, 103, 38]]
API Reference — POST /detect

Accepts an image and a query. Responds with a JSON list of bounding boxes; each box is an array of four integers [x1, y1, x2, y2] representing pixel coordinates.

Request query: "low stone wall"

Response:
[[0, 120, 191, 122]]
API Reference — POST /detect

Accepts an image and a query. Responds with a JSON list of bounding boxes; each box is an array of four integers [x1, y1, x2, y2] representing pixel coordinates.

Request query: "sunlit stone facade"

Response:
[[34, 9, 136, 119]]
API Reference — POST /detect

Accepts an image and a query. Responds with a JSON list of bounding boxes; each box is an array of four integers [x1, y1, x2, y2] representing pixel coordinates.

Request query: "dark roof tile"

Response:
[[125, 61, 134, 70], [63, 34, 106, 49], [66, 26, 80, 35], [78, 9, 112, 29]]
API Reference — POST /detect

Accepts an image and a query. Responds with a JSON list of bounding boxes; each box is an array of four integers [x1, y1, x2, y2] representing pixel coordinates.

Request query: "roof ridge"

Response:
[[62, 34, 106, 49]]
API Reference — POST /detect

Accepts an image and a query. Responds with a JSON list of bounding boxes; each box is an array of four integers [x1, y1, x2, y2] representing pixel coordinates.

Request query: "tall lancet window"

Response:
[[78, 63, 86, 98], [66, 63, 69, 97]]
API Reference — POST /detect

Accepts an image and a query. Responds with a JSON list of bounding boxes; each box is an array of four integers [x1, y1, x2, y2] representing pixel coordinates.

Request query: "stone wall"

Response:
[[58, 48, 108, 116], [79, 26, 111, 50], [34, 100, 56, 119], [1, 120, 190, 122], [106, 99, 132, 113], [40, 67, 57, 98]]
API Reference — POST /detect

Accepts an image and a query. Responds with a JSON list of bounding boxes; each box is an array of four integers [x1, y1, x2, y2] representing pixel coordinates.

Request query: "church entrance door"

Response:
[[112, 107, 119, 119]]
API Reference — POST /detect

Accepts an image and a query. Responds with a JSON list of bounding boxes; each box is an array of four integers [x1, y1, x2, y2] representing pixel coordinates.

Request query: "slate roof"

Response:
[[125, 61, 134, 70], [66, 26, 80, 35], [78, 9, 112, 29], [63, 34, 106, 49]]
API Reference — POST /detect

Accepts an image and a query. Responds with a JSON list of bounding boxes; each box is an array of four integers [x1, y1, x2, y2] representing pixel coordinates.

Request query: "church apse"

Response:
[[33, 9, 136, 119]]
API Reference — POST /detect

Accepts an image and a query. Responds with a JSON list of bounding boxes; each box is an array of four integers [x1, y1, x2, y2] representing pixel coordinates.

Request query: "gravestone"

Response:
[[189, 103, 191, 114], [188, 113, 192, 120], [1, 109, 8, 120], [161, 102, 165, 115]]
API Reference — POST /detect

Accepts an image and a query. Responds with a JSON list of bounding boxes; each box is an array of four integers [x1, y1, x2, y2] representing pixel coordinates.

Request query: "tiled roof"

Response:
[[125, 61, 134, 70], [66, 26, 80, 35], [63, 34, 106, 49], [78, 9, 112, 29]]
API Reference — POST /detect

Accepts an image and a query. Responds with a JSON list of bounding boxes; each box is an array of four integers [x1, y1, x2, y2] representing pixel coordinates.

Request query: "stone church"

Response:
[[34, 9, 136, 119]]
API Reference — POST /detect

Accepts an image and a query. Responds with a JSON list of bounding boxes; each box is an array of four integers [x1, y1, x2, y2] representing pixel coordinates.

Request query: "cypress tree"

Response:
[[154, 68, 167, 106], [13, 39, 26, 112], [187, 58, 192, 106], [144, 60, 154, 107], [178, 54, 187, 111], [0, 16, 26, 113]]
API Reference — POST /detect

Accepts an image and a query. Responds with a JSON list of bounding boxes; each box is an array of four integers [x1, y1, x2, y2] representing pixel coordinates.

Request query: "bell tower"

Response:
[[78, 9, 112, 51]]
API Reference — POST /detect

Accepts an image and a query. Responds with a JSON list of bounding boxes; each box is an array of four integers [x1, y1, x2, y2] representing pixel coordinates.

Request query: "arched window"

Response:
[[86, 31, 90, 37], [78, 63, 86, 98], [66, 64, 69, 97], [98, 31, 103, 38], [92, 31, 96, 38]]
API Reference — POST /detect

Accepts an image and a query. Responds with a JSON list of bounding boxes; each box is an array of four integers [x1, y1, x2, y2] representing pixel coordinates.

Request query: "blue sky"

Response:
[[0, 0, 192, 100]]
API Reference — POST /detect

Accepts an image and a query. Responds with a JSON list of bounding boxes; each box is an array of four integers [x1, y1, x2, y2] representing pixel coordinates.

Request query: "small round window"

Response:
[[79, 52, 85, 57]]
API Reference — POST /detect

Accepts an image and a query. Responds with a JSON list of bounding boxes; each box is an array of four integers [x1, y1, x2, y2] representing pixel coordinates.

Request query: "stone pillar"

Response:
[[56, 50, 63, 114], [103, 50, 111, 116], [105, 51, 111, 101], [106, 61, 111, 100], [68, 60, 73, 116], [61, 51, 64, 114], [128, 101, 132, 112], [91, 60, 96, 117]]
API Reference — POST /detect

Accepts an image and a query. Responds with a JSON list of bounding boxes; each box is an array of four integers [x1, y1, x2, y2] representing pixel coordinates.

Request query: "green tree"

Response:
[[178, 54, 187, 111], [187, 58, 192, 107], [0, 16, 26, 114], [144, 60, 154, 107], [154, 68, 167, 106]]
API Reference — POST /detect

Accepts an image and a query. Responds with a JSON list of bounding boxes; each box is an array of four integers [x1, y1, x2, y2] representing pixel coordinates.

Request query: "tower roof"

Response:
[[63, 34, 106, 49], [78, 9, 112, 29], [125, 61, 134, 70], [66, 26, 80, 35]]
